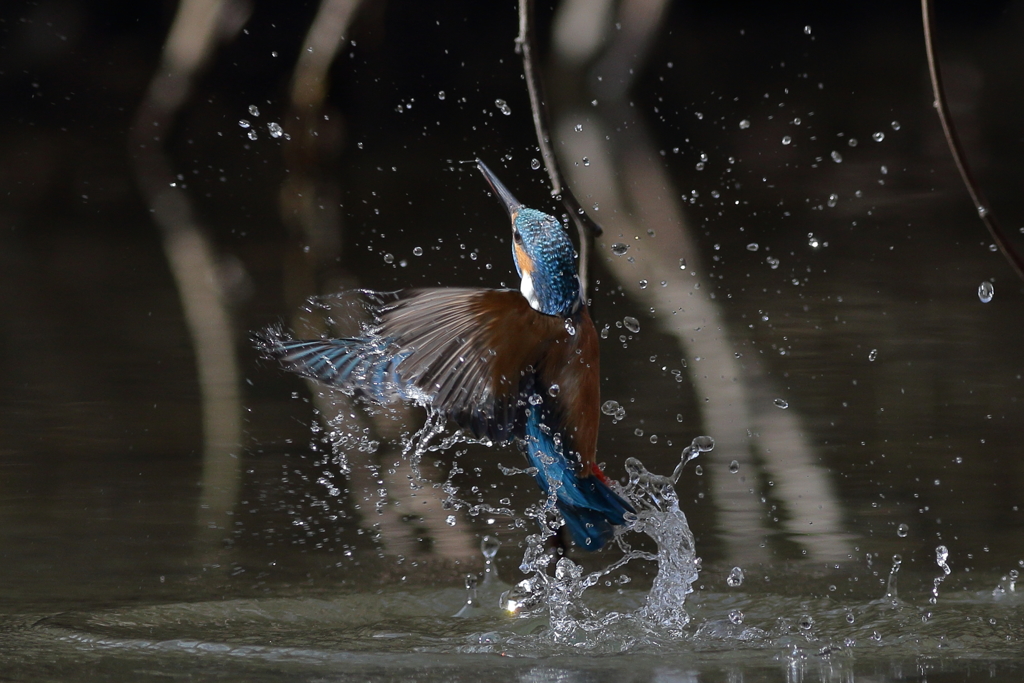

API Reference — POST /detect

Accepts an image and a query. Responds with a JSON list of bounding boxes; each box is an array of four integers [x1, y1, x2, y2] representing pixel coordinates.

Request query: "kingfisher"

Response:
[[259, 160, 633, 550]]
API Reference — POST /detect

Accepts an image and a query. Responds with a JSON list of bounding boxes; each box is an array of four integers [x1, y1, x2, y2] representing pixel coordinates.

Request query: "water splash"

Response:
[[622, 439, 711, 631], [454, 536, 506, 617], [930, 545, 951, 604], [884, 554, 902, 604], [993, 569, 1019, 599], [496, 436, 712, 638]]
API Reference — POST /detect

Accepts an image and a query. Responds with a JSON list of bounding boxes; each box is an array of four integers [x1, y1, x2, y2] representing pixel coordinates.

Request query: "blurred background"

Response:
[[2, 0, 1024, 614]]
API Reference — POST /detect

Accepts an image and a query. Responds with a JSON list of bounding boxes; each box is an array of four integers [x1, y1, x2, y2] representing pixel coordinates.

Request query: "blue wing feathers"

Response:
[[257, 331, 409, 405]]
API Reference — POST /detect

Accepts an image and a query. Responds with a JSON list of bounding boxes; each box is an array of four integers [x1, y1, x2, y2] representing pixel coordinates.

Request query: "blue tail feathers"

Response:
[[522, 411, 634, 550]]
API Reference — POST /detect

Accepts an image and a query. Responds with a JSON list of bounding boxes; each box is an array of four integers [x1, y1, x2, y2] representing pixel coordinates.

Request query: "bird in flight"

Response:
[[259, 160, 633, 550]]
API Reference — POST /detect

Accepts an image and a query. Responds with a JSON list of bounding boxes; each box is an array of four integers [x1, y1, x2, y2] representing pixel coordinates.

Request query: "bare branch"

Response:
[[921, 0, 1024, 281], [516, 0, 601, 295]]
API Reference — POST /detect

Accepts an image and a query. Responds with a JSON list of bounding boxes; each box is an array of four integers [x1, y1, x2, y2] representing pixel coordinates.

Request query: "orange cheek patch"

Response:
[[514, 243, 533, 274]]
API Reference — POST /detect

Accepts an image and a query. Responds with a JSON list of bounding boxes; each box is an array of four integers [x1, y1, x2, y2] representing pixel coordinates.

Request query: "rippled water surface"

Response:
[[3, 574, 1024, 682]]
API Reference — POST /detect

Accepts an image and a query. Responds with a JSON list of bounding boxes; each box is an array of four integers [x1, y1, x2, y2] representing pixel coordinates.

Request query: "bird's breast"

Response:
[[535, 306, 601, 470]]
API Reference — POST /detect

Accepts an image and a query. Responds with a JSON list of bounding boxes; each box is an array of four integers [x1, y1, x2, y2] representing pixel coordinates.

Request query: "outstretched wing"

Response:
[[260, 288, 566, 444], [376, 288, 563, 443]]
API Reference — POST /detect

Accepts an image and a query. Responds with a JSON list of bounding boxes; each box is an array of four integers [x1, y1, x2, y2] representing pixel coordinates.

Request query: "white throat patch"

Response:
[[520, 272, 543, 312]]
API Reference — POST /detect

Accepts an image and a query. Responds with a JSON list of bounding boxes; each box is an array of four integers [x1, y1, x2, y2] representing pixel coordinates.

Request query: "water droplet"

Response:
[[897, 523, 909, 538], [679, 258, 687, 270], [639, 279, 648, 289], [601, 400, 620, 416], [868, 348, 878, 361], [564, 318, 576, 336], [828, 193, 838, 207], [848, 137, 858, 147], [477, 536, 500, 562], [600, 324, 610, 339], [268, 122, 284, 138], [728, 460, 740, 473], [611, 242, 629, 256], [831, 150, 843, 163], [746, 243, 759, 251], [495, 99, 511, 115], [446, 515, 457, 526], [846, 612, 855, 624], [873, 131, 885, 142], [623, 316, 640, 333], [693, 435, 715, 451], [547, 384, 560, 398], [248, 105, 260, 117], [781, 135, 792, 145], [694, 464, 703, 475], [528, 394, 543, 406], [357, 142, 364, 149], [729, 609, 744, 625], [574, 123, 583, 132], [978, 205, 989, 217], [592, 203, 599, 211], [767, 256, 780, 269], [238, 119, 250, 129], [799, 615, 814, 630], [726, 566, 744, 587], [808, 233, 820, 248], [247, 129, 258, 140], [582, 157, 590, 166], [695, 162, 705, 171], [383, 253, 394, 264], [739, 119, 750, 129], [774, 398, 789, 409], [978, 281, 994, 303], [530, 158, 540, 170], [413, 246, 423, 256], [891, 120, 901, 130], [555, 557, 581, 581], [804, 25, 812, 34]]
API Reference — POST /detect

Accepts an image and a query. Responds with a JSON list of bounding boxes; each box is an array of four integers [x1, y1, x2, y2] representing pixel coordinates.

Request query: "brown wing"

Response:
[[377, 288, 565, 443]]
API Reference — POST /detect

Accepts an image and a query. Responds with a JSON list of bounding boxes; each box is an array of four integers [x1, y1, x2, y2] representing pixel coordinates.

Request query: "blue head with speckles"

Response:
[[474, 160, 581, 317], [510, 208, 580, 316]]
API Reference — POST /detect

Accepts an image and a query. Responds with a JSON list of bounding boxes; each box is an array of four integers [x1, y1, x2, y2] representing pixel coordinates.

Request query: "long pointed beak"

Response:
[[474, 159, 522, 221]]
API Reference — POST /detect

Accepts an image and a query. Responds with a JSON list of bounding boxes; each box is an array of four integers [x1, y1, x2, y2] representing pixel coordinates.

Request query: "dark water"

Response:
[[2, 1, 1024, 680]]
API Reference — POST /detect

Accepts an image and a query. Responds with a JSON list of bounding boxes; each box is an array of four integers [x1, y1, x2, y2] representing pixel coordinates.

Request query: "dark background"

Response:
[[2, 0, 1024, 611]]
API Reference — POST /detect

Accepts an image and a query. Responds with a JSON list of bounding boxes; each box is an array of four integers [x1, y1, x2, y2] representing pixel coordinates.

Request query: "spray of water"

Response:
[[496, 436, 714, 639]]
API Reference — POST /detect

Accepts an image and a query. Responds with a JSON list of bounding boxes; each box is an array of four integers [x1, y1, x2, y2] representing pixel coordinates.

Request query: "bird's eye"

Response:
[[513, 230, 523, 243]]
